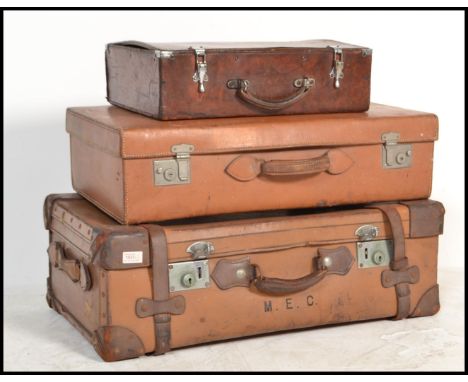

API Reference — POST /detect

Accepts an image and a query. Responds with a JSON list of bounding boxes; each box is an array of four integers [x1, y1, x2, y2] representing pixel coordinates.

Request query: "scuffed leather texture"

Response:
[[225, 149, 353, 181], [136, 296, 186, 318], [400, 200, 445, 238], [106, 39, 372, 120], [66, 104, 438, 224], [410, 284, 441, 317], [46, 196, 443, 361], [94, 326, 145, 362], [211, 257, 254, 289], [381, 266, 420, 288]]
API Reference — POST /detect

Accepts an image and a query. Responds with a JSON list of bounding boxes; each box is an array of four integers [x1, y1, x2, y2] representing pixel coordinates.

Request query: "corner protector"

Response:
[[94, 326, 146, 362]]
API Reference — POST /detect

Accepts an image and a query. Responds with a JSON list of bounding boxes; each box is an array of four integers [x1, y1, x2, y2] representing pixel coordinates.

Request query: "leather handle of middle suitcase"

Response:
[[211, 246, 354, 296], [226, 149, 354, 181], [226, 78, 314, 111]]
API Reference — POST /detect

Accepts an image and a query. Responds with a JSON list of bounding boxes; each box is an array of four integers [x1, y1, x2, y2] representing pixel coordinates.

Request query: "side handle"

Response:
[[47, 242, 91, 290]]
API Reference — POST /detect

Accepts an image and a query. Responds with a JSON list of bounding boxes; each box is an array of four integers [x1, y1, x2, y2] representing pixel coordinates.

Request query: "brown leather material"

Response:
[[410, 284, 441, 318], [381, 266, 420, 288], [141, 225, 172, 355], [43, 193, 83, 230], [400, 200, 445, 238], [316, 246, 355, 275], [46, 195, 443, 361], [106, 39, 371, 120], [67, 105, 438, 224], [94, 326, 145, 362], [234, 78, 313, 111], [135, 296, 186, 318], [226, 149, 353, 181], [212, 246, 353, 296], [253, 246, 353, 295], [369, 204, 415, 320], [48, 242, 81, 282], [211, 257, 254, 289]]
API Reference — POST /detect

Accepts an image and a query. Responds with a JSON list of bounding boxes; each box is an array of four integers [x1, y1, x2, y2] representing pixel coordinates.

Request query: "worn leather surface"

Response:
[[381, 266, 420, 288], [46, 196, 443, 359], [66, 104, 438, 224], [401, 200, 445, 238], [141, 226, 172, 355], [410, 284, 441, 317], [370, 204, 417, 320], [94, 326, 145, 362], [135, 296, 186, 318], [106, 40, 371, 120], [212, 246, 353, 295]]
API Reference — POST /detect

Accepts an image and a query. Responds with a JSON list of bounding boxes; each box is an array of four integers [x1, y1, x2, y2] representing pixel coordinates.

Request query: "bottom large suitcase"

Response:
[[44, 194, 444, 362]]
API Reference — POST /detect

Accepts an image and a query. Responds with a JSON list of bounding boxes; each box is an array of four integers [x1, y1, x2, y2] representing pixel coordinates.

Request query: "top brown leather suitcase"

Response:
[[105, 40, 372, 120], [66, 103, 438, 224]]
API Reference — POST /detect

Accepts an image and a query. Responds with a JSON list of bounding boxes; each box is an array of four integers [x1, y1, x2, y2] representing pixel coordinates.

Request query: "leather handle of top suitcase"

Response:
[[227, 78, 314, 111], [47, 242, 92, 290]]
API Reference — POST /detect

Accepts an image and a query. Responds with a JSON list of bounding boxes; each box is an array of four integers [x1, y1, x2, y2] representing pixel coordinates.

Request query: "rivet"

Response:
[[406, 150, 412, 156], [236, 269, 246, 279], [322, 256, 332, 267]]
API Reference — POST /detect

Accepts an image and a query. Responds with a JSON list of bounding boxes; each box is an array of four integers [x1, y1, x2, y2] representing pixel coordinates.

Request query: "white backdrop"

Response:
[[4, 10, 465, 293]]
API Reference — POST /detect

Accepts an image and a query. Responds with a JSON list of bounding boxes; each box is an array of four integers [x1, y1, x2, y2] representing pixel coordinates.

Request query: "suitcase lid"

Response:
[[45, 195, 444, 269], [107, 39, 369, 54], [66, 103, 438, 159]]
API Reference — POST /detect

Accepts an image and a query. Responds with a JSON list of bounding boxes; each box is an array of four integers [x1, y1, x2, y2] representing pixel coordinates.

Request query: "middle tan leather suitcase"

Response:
[[66, 103, 438, 224], [44, 194, 444, 362]]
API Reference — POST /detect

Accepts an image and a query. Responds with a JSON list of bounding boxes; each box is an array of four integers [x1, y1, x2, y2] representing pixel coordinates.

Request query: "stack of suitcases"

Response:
[[44, 40, 445, 362]]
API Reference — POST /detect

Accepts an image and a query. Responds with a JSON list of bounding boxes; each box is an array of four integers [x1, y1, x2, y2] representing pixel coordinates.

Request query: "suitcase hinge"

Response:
[[328, 45, 344, 88], [192, 48, 208, 93], [153, 144, 194, 186], [381, 132, 412, 169]]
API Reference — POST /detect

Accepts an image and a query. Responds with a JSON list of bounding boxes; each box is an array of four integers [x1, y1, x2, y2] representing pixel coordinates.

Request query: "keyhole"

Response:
[[181, 272, 196, 288], [197, 266, 202, 279], [364, 248, 368, 259]]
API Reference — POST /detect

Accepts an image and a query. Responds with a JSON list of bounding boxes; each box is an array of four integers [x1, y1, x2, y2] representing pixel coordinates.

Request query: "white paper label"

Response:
[[122, 251, 143, 264]]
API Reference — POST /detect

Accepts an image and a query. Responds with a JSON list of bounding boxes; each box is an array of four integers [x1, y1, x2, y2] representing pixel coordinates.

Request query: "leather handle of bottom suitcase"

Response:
[[226, 149, 354, 181], [226, 78, 314, 111], [212, 246, 354, 296], [47, 242, 92, 290]]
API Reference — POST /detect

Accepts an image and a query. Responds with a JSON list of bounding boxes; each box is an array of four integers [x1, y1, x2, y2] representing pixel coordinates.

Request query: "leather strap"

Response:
[[369, 204, 415, 320], [141, 226, 172, 355]]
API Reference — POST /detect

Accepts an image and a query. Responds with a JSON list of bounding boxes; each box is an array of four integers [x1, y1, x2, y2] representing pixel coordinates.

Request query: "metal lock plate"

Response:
[[168, 260, 210, 292], [382, 132, 412, 169], [153, 144, 194, 186], [357, 239, 393, 268]]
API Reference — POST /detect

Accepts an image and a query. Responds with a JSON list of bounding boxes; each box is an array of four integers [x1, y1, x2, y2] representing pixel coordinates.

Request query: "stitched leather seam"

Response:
[[77, 190, 125, 224], [67, 110, 122, 134], [119, 140, 436, 159]]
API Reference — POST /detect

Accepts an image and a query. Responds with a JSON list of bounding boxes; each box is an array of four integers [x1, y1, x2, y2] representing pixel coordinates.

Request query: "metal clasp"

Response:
[[381, 132, 412, 169], [186, 241, 215, 259], [355, 225, 379, 241], [328, 45, 344, 88], [192, 48, 208, 93], [153, 144, 194, 186]]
